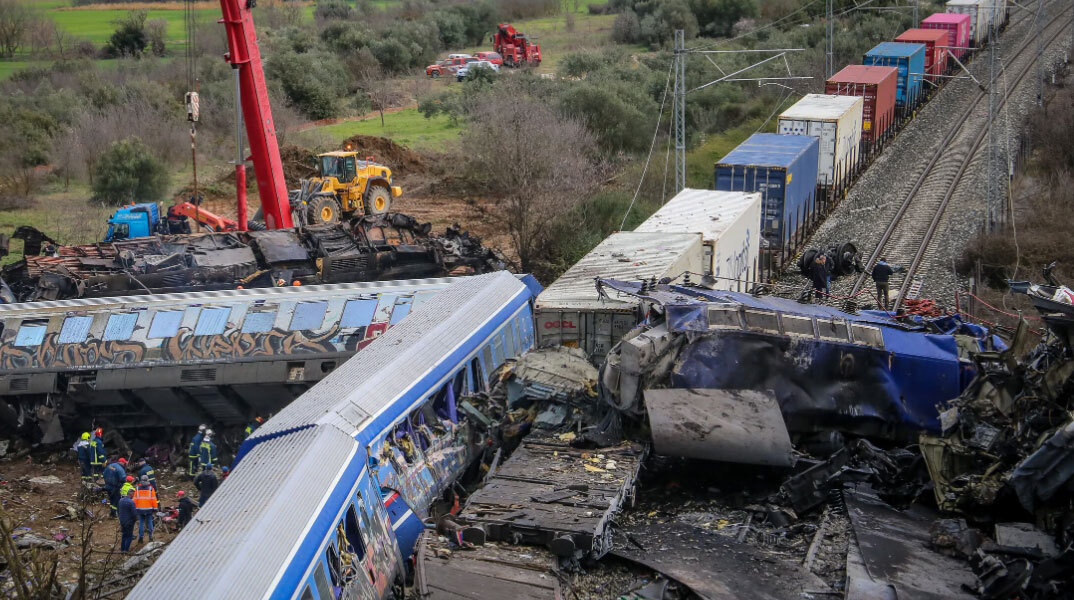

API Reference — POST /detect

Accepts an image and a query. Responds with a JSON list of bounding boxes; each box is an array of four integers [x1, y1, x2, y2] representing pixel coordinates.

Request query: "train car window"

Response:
[[782, 315, 816, 338], [481, 345, 494, 374], [504, 326, 517, 358], [344, 504, 367, 561], [389, 296, 413, 325], [453, 369, 466, 398], [340, 299, 377, 328], [290, 301, 328, 331], [325, 545, 342, 588], [373, 295, 397, 323], [194, 307, 231, 336], [241, 310, 276, 333], [517, 313, 534, 349], [300, 586, 314, 600], [148, 310, 184, 339], [312, 562, 332, 600], [102, 313, 138, 341], [470, 358, 485, 392], [14, 320, 48, 347], [491, 335, 503, 366], [58, 316, 93, 344], [817, 319, 850, 342]]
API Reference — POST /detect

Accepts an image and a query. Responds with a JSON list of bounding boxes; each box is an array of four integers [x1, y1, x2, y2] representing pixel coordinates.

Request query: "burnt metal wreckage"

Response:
[[0, 213, 505, 302], [414, 272, 1074, 599]]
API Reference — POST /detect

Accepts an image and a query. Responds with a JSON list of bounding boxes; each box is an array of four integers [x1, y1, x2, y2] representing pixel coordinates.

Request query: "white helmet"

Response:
[[198, 424, 207, 433], [205, 428, 214, 437]]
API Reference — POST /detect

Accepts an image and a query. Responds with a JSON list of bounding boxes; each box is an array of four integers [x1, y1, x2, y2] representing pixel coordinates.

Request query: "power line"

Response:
[[620, 59, 675, 230]]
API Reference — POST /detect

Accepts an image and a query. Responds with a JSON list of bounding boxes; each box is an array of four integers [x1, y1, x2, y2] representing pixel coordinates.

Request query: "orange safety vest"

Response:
[[133, 486, 158, 510]]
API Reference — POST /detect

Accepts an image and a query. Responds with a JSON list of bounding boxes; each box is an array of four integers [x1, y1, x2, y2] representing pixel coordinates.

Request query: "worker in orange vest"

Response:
[[133, 475, 159, 543]]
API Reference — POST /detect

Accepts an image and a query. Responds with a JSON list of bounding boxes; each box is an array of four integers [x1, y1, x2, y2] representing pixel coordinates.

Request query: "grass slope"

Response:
[[297, 107, 459, 151]]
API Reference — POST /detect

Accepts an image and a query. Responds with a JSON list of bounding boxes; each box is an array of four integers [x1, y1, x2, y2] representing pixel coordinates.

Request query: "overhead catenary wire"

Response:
[[619, 58, 674, 231]]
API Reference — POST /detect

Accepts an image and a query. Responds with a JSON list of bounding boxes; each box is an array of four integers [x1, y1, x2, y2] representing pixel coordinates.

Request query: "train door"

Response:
[[809, 121, 837, 185]]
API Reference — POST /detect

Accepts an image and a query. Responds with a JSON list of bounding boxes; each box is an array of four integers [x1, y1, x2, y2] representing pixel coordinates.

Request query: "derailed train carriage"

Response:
[[598, 279, 1004, 450], [129, 272, 540, 600]]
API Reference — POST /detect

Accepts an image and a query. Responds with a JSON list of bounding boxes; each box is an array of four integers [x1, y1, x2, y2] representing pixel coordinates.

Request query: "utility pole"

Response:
[[1035, 0, 1044, 106], [987, 17, 999, 230], [674, 29, 686, 194], [913, 0, 919, 28], [826, 0, 834, 78]]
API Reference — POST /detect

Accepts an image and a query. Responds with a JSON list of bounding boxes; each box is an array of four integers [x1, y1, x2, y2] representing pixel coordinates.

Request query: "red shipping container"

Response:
[[921, 12, 971, 59], [895, 28, 949, 79], [825, 65, 898, 142]]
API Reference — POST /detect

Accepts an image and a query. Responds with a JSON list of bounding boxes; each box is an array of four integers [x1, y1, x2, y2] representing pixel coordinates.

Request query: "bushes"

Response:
[[266, 49, 349, 120], [611, 10, 641, 44], [313, 0, 354, 21], [90, 137, 170, 206], [105, 10, 148, 58]]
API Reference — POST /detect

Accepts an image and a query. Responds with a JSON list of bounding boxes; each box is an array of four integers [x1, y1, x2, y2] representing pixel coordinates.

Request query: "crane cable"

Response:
[[185, 0, 201, 226]]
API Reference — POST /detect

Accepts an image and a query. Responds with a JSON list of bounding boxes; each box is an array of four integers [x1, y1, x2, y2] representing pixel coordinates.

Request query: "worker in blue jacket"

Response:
[[118, 488, 137, 552], [244, 416, 263, 439], [73, 432, 92, 485], [135, 458, 156, 490], [198, 431, 218, 471], [188, 424, 206, 478], [90, 427, 106, 478], [102, 457, 128, 517]]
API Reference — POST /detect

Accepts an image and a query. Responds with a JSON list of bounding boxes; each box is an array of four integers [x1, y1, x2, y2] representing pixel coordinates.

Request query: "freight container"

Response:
[[535, 231, 704, 360], [895, 28, 949, 79], [922, 12, 971, 59], [634, 189, 762, 291], [777, 94, 863, 187], [864, 42, 926, 108], [946, 0, 988, 47], [825, 65, 897, 142], [714, 133, 820, 267]]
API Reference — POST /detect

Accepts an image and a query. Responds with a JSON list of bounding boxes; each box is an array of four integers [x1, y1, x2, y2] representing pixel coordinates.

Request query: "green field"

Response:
[[297, 107, 460, 151], [47, 7, 218, 45]]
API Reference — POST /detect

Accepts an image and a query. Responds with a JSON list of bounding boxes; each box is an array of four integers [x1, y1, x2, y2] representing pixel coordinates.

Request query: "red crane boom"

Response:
[[217, 0, 293, 229]]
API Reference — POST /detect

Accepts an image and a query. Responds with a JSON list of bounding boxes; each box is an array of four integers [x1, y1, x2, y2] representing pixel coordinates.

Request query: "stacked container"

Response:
[[864, 42, 925, 108], [534, 231, 704, 360], [946, 0, 988, 47], [776, 94, 864, 188], [714, 133, 820, 268], [922, 12, 971, 59], [825, 65, 898, 143], [896, 28, 949, 79], [634, 189, 762, 291]]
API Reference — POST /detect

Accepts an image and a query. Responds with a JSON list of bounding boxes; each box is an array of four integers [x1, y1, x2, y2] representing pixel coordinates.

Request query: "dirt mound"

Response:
[[279, 144, 318, 188], [340, 135, 427, 175]]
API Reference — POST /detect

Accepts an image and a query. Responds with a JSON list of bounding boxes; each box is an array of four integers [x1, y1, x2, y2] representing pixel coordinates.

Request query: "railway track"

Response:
[[848, 1, 1073, 309]]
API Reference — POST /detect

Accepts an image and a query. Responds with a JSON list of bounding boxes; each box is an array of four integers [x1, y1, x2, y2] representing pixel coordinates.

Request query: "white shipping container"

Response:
[[777, 94, 864, 187], [947, 0, 988, 46], [535, 231, 704, 360], [634, 189, 761, 290]]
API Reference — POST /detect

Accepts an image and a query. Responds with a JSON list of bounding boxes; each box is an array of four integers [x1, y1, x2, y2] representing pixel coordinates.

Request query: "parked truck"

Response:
[[492, 23, 541, 67]]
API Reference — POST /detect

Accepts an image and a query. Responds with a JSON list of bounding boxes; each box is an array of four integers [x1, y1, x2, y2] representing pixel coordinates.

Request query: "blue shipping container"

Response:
[[863, 42, 925, 107], [714, 133, 820, 252]]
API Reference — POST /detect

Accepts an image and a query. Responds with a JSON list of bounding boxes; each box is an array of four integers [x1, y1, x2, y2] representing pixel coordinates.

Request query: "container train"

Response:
[[129, 271, 541, 600], [714, 0, 1016, 277]]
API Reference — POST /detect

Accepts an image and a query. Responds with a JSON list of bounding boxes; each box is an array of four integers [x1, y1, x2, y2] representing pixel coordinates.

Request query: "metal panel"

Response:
[[644, 388, 794, 466], [864, 42, 926, 107], [128, 427, 359, 600], [826, 66, 898, 141], [778, 94, 863, 187], [923, 12, 971, 58]]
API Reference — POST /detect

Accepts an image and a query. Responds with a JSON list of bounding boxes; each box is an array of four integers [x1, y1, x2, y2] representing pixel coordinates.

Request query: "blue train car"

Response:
[[714, 133, 820, 271], [129, 272, 540, 600], [599, 278, 1003, 438], [864, 42, 926, 108]]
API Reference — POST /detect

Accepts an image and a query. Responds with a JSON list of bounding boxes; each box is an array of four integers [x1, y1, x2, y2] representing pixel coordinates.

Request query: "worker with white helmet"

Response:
[[198, 429, 219, 471], [188, 424, 207, 477]]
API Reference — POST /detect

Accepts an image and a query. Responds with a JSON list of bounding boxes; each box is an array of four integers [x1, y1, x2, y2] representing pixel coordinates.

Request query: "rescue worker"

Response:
[[133, 475, 158, 543], [118, 488, 137, 552], [220, 465, 230, 481], [871, 258, 904, 311], [244, 416, 263, 439], [177, 490, 196, 528], [89, 427, 106, 478], [193, 464, 219, 507], [135, 458, 156, 490], [102, 457, 127, 518], [198, 430, 218, 471], [120, 475, 135, 498], [809, 254, 830, 302], [188, 424, 206, 477], [73, 432, 92, 485]]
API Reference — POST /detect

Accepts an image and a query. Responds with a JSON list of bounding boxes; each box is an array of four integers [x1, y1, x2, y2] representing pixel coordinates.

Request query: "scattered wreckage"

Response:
[[415, 274, 1073, 599], [0, 215, 505, 302]]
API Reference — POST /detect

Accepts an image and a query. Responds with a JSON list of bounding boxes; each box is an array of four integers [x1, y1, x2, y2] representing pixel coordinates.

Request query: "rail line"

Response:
[[848, 1, 1073, 309]]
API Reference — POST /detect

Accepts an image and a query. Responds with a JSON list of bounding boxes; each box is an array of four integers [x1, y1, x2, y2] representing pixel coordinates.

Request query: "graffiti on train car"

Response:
[[0, 322, 394, 371], [0, 336, 147, 370]]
